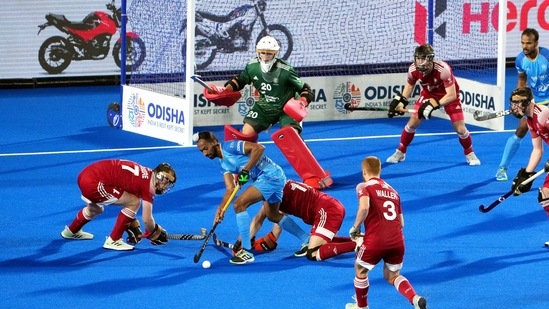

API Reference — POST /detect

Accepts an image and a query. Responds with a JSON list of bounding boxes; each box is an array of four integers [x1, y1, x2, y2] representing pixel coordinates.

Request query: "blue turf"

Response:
[[1, 69, 548, 309]]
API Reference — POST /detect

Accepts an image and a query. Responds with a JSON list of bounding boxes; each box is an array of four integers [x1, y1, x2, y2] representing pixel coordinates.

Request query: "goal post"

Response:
[[118, 0, 196, 145], [117, 0, 508, 141]]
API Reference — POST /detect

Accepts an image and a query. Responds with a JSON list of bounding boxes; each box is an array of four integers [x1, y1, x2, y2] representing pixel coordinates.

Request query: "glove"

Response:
[[237, 169, 250, 186], [388, 93, 409, 118], [417, 98, 440, 120], [283, 97, 309, 122], [143, 223, 168, 245], [349, 225, 361, 238], [512, 168, 536, 196], [208, 84, 226, 94], [253, 231, 278, 251], [125, 219, 143, 245]]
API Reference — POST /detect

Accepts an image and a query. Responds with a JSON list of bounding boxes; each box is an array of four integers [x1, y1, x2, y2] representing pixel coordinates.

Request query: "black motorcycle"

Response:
[[180, 0, 293, 70], [37, 0, 146, 74]]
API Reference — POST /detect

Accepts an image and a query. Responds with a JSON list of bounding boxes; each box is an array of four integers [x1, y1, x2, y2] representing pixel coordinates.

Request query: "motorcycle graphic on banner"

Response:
[[180, 0, 293, 70], [36, 0, 146, 74]]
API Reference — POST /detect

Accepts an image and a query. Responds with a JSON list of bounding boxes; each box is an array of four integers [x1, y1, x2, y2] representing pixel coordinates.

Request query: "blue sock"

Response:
[[499, 135, 522, 169], [236, 211, 251, 250], [278, 216, 309, 244]]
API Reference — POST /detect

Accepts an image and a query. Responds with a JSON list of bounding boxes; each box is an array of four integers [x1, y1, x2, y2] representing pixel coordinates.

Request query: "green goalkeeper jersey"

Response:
[[237, 58, 305, 113]]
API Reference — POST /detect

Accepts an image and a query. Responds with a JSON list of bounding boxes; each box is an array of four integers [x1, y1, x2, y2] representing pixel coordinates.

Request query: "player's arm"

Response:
[[526, 136, 543, 172], [349, 195, 370, 237], [438, 82, 458, 106], [242, 141, 265, 171], [141, 200, 155, 232], [517, 72, 528, 88]]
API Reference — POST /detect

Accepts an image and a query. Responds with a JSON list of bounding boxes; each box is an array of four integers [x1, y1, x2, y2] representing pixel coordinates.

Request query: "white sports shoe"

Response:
[[413, 295, 428, 309], [103, 236, 134, 251], [544, 240, 549, 248], [386, 150, 406, 163], [465, 152, 481, 166], [61, 226, 93, 240]]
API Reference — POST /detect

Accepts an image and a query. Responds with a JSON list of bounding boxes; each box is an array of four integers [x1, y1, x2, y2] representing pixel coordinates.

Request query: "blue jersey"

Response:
[[218, 140, 280, 180], [516, 46, 549, 101]]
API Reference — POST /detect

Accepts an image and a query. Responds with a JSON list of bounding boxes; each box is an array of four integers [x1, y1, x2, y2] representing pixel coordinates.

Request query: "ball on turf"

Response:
[[202, 260, 211, 269]]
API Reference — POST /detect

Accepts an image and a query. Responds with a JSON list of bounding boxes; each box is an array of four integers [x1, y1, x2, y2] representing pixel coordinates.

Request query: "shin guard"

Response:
[[271, 126, 333, 189], [224, 125, 258, 142]]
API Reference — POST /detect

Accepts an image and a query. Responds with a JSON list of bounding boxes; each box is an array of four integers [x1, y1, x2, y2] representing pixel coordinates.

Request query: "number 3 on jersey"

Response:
[[383, 200, 397, 221]]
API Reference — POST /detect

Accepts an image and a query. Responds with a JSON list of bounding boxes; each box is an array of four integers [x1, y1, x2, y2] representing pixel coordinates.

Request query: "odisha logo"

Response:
[[126, 93, 146, 127], [237, 86, 257, 117], [333, 82, 361, 113]]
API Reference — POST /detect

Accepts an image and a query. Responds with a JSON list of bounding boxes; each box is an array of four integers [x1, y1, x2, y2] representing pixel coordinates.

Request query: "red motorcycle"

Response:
[[37, 0, 145, 74]]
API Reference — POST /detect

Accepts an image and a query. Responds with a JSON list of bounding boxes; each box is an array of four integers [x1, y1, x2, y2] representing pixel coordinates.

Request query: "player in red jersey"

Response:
[[247, 180, 358, 260], [346, 156, 427, 309], [386, 44, 480, 166], [508, 87, 549, 247], [60, 159, 176, 251]]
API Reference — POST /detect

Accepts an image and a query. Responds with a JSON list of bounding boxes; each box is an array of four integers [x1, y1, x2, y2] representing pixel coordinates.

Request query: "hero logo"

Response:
[[414, 0, 549, 43], [333, 82, 361, 113], [126, 93, 146, 128]]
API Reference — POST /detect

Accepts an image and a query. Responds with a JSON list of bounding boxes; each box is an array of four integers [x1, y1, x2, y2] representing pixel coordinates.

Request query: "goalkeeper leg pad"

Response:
[[224, 125, 258, 143], [271, 126, 333, 189]]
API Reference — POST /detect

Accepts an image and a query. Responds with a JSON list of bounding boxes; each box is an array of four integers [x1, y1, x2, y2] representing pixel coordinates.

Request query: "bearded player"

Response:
[[507, 87, 549, 247], [386, 44, 480, 166]]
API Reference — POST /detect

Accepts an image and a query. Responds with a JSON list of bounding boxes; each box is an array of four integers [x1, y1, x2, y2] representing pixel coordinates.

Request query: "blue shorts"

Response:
[[252, 168, 286, 204]]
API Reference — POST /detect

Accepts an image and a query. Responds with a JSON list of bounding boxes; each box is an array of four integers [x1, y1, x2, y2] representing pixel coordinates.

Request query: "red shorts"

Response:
[[356, 245, 405, 270], [310, 196, 345, 242], [416, 93, 464, 122], [77, 167, 123, 205]]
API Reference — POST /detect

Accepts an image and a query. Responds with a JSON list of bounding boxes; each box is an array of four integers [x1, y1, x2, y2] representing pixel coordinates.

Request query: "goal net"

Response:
[[122, 0, 505, 144]]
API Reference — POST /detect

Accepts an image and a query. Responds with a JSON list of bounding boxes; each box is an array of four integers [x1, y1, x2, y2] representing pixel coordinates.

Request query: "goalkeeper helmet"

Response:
[[256, 36, 280, 73], [153, 162, 176, 194], [509, 87, 533, 119], [414, 44, 435, 73]]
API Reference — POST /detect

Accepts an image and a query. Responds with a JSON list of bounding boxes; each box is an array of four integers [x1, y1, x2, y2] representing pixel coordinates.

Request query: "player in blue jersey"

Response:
[[496, 28, 549, 181], [194, 131, 309, 265]]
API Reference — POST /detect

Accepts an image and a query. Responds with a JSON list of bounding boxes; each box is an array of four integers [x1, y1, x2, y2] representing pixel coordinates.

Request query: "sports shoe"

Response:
[[294, 244, 308, 257], [544, 240, 549, 248], [465, 152, 481, 166], [413, 295, 428, 309], [61, 226, 93, 240], [103, 236, 134, 251], [386, 150, 405, 163], [230, 248, 255, 265], [495, 167, 508, 181]]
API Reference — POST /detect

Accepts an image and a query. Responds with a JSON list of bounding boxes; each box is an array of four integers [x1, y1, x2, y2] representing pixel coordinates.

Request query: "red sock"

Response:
[[394, 275, 417, 304], [353, 276, 369, 308], [109, 209, 135, 241], [332, 236, 352, 243], [397, 128, 415, 152], [458, 131, 473, 154], [68, 209, 90, 233], [317, 241, 356, 260]]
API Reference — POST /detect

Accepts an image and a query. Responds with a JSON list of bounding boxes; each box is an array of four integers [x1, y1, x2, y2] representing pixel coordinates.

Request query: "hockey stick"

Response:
[[479, 163, 549, 213], [167, 228, 207, 240], [193, 185, 241, 263], [212, 233, 234, 249], [473, 100, 549, 121], [190, 74, 213, 92], [344, 103, 416, 113]]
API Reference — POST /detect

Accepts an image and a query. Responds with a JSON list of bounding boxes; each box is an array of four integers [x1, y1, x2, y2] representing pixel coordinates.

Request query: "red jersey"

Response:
[[408, 60, 460, 104], [356, 178, 403, 249], [280, 180, 325, 224], [527, 104, 549, 144], [78, 159, 155, 204]]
